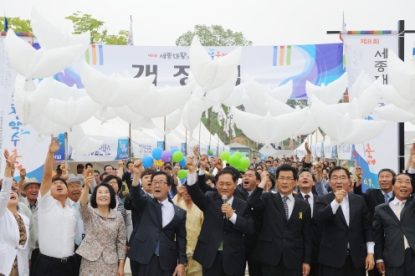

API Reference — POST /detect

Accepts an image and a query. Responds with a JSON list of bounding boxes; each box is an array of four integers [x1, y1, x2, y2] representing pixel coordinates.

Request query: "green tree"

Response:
[[0, 17, 32, 32], [65, 11, 127, 45], [176, 25, 252, 46]]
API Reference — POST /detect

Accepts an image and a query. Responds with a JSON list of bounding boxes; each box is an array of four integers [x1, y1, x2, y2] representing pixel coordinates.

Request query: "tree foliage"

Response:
[[65, 11, 127, 45], [176, 24, 252, 47], [0, 17, 32, 32]]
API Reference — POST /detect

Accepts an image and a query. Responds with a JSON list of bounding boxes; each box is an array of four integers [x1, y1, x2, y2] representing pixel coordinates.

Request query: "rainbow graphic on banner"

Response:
[[346, 30, 393, 35], [85, 44, 104, 65], [272, 45, 292, 66], [0, 32, 34, 37]]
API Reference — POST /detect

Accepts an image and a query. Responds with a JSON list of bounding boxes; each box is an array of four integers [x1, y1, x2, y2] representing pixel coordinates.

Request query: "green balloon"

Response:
[[172, 151, 184, 162], [234, 152, 243, 159], [220, 151, 231, 162], [208, 150, 214, 155], [228, 155, 240, 167], [239, 157, 250, 169], [178, 169, 187, 180]]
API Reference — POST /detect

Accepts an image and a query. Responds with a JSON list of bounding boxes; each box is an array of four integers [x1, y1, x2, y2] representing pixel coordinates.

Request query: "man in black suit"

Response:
[[186, 156, 254, 276], [373, 173, 415, 275], [248, 165, 312, 276], [296, 168, 322, 276], [315, 166, 375, 276], [251, 156, 258, 170], [128, 160, 187, 276]]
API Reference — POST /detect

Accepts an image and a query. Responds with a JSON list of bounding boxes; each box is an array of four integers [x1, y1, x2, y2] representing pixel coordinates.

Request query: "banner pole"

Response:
[[398, 20, 405, 172], [64, 132, 69, 168], [128, 123, 132, 160], [164, 116, 167, 151]]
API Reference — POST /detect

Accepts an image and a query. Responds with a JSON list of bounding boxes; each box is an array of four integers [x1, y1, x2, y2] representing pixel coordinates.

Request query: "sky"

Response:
[[2, 0, 415, 56]]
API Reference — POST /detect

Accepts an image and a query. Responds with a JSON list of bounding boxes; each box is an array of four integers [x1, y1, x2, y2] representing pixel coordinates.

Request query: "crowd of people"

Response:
[[1, 136, 415, 276]]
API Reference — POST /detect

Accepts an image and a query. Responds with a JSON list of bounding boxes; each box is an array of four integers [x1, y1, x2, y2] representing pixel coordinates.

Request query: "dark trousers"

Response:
[[30, 248, 40, 276], [33, 254, 76, 276], [203, 251, 236, 276], [130, 259, 140, 276], [309, 262, 320, 276], [261, 259, 302, 276], [321, 255, 365, 276], [73, 244, 82, 276], [136, 254, 172, 276], [368, 266, 382, 276], [385, 248, 415, 276], [246, 248, 262, 276]]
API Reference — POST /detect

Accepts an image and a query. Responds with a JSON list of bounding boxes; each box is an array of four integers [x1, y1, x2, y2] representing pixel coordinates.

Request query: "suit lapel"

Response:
[[287, 198, 301, 224], [328, 193, 347, 227], [376, 190, 385, 205], [274, 193, 287, 222], [400, 197, 412, 221], [153, 198, 163, 227], [348, 195, 356, 227], [384, 204, 400, 223]]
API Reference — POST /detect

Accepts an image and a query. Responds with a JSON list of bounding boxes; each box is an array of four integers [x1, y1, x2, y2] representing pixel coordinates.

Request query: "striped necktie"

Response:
[[282, 196, 289, 220]]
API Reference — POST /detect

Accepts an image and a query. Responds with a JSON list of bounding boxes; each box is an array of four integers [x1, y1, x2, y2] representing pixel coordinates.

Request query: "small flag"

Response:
[[128, 15, 134, 46], [413, 43, 415, 57], [4, 16, 8, 32]]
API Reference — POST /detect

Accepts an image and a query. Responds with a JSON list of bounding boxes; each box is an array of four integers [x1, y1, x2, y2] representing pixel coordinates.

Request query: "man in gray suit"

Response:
[[373, 173, 415, 275]]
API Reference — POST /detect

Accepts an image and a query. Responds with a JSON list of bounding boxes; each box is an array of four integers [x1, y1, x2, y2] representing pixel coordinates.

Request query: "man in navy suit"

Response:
[[128, 160, 187, 276]]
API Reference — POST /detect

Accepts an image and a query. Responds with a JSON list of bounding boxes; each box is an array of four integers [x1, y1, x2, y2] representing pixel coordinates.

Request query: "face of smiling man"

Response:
[[67, 181, 82, 202], [393, 174, 412, 201], [50, 179, 68, 201]]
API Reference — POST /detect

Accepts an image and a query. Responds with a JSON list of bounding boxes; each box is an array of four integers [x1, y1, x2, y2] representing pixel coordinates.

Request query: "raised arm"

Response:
[[117, 160, 124, 179], [40, 135, 62, 196], [0, 150, 16, 216], [186, 156, 209, 211], [247, 171, 269, 212], [80, 174, 94, 206], [130, 159, 148, 211], [198, 154, 215, 193], [17, 168, 26, 193], [304, 142, 311, 165]]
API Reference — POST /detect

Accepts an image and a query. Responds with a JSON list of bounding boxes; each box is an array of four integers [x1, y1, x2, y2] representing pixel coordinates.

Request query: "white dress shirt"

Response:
[[187, 171, 238, 224], [331, 196, 374, 253], [300, 192, 314, 217], [280, 193, 295, 219], [159, 198, 175, 227], [38, 191, 77, 258]]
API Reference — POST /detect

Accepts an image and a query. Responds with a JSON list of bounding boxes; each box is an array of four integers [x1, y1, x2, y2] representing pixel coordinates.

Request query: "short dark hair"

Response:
[[94, 170, 100, 175], [328, 166, 350, 179], [77, 164, 84, 169], [104, 165, 112, 171], [151, 171, 171, 186], [223, 166, 242, 180], [142, 169, 155, 178], [394, 173, 412, 183], [245, 169, 261, 181], [85, 163, 93, 169], [378, 168, 396, 184], [298, 167, 316, 182], [276, 164, 298, 181], [103, 175, 123, 191], [90, 183, 116, 209], [100, 172, 109, 181], [126, 161, 133, 167], [204, 174, 216, 185], [52, 176, 68, 187], [253, 157, 257, 159], [269, 174, 276, 190], [266, 160, 271, 164], [330, 162, 336, 166], [215, 170, 238, 183]]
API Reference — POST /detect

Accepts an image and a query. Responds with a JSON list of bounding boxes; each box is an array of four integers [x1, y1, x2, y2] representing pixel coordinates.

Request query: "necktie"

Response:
[[73, 202, 83, 246], [384, 193, 390, 203], [304, 195, 310, 204], [397, 201, 410, 249], [154, 202, 163, 256], [282, 196, 289, 220]]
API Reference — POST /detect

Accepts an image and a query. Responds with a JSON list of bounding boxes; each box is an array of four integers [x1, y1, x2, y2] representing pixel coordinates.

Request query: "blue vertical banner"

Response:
[[181, 143, 186, 154], [54, 133, 66, 162], [157, 141, 164, 149], [116, 138, 129, 160]]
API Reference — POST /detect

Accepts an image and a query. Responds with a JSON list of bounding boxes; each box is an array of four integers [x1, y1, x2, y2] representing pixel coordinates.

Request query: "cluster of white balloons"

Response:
[[4, 8, 415, 155]]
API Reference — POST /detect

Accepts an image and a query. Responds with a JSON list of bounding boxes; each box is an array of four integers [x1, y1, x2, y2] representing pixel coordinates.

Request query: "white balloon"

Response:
[[374, 104, 415, 122], [259, 144, 278, 156], [342, 115, 387, 144], [349, 71, 372, 100], [128, 82, 193, 118], [43, 96, 100, 127], [378, 84, 413, 110], [267, 80, 293, 103], [81, 61, 155, 107], [222, 84, 245, 107], [31, 8, 90, 50], [112, 106, 155, 129], [241, 96, 267, 116], [68, 125, 103, 155], [205, 69, 237, 103], [94, 107, 118, 123], [264, 93, 295, 116], [14, 75, 52, 125], [305, 73, 348, 104], [4, 30, 87, 91], [165, 109, 182, 133], [189, 36, 242, 91], [388, 50, 415, 101], [244, 75, 268, 112], [30, 113, 69, 136], [49, 81, 86, 101], [295, 108, 319, 135]]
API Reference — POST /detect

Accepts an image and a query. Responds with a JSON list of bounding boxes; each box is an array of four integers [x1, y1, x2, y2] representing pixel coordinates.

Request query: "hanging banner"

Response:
[[69, 136, 129, 162], [343, 32, 399, 191]]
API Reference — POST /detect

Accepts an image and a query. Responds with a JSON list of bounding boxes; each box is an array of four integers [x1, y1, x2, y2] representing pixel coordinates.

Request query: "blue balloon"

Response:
[[142, 156, 154, 168], [180, 177, 187, 184], [179, 157, 187, 167], [170, 148, 179, 154], [152, 147, 163, 160]]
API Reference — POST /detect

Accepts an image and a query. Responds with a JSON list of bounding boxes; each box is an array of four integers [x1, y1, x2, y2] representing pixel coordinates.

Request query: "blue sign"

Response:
[[54, 133, 66, 162], [116, 138, 129, 160], [157, 141, 165, 149]]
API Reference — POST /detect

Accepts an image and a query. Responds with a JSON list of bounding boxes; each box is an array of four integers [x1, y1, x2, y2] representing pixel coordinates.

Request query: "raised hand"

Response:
[[260, 171, 269, 181], [60, 162, 67, 172], [199, 154, 208, 169], [305, 142, 311, 154], [20, 168, 26, 179], [187, 156, 195, 173], [118, 160, 125, 169], [355, 166, 362, 179], [132, 159, 143, 175], [193, 145, 199, 157], [84, 167, 93, 177], [4, 149, 16, 168], [84, 174, 94, 188], [215, 158, 223, 172], [411, 143, 415, 155], [48, 135, 62, 154], [334, 189, 347, 204]]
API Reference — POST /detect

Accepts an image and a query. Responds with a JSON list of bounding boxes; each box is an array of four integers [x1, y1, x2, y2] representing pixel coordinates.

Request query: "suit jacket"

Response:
[[187, 183, 254, 276], [76, 204, 126, 264], [197, 172, 248, 201], [373, 198, 415, 267], [124, 192, 141, 243], [0, 178, 30, 276], [296, 193, 323, 264], [248, 187, 312, 269], [354, 188, 388, 224], [128, 186, 187, 272], [315, 193, 373, 269]]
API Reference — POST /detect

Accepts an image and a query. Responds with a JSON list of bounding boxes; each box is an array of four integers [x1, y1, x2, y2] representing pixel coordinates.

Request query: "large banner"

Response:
[[343, 32, 399, 191]]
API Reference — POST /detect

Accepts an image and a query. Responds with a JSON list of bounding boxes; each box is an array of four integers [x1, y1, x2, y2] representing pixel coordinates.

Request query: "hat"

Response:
[[21, 177, 41, 191], [68, 177, 82, 184]]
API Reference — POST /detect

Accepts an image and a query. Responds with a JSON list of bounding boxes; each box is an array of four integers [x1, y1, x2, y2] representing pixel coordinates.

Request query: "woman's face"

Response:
[[107, 178, 119, 194], [96, 186, 111, 207], [7, 190, 19, 209]]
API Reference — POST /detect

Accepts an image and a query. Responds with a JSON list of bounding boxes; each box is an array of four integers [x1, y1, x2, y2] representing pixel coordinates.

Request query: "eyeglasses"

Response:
[[277, 177, 294, 182], [152, 181, 168, 186]]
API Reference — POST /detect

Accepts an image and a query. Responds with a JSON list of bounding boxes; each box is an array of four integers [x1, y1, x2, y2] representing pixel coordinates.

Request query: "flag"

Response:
[[413, 42, 415, 57], [230, 116, 236, 137], [127, 15, 134, 46], [4, 16, 8, 32], [217, 106, 226, 126]]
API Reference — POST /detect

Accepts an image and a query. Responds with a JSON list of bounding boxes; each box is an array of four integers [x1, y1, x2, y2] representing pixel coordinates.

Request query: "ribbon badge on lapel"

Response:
[[299, 212, 303, 219]]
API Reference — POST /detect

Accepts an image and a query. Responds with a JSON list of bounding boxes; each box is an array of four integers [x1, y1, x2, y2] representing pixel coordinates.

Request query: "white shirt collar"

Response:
[[300, 191, 313, 199], [158, 197, 170, 205], [280, 193, 294, 201], [392, 197, 407, 206], [68, 198, 78, 206]]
